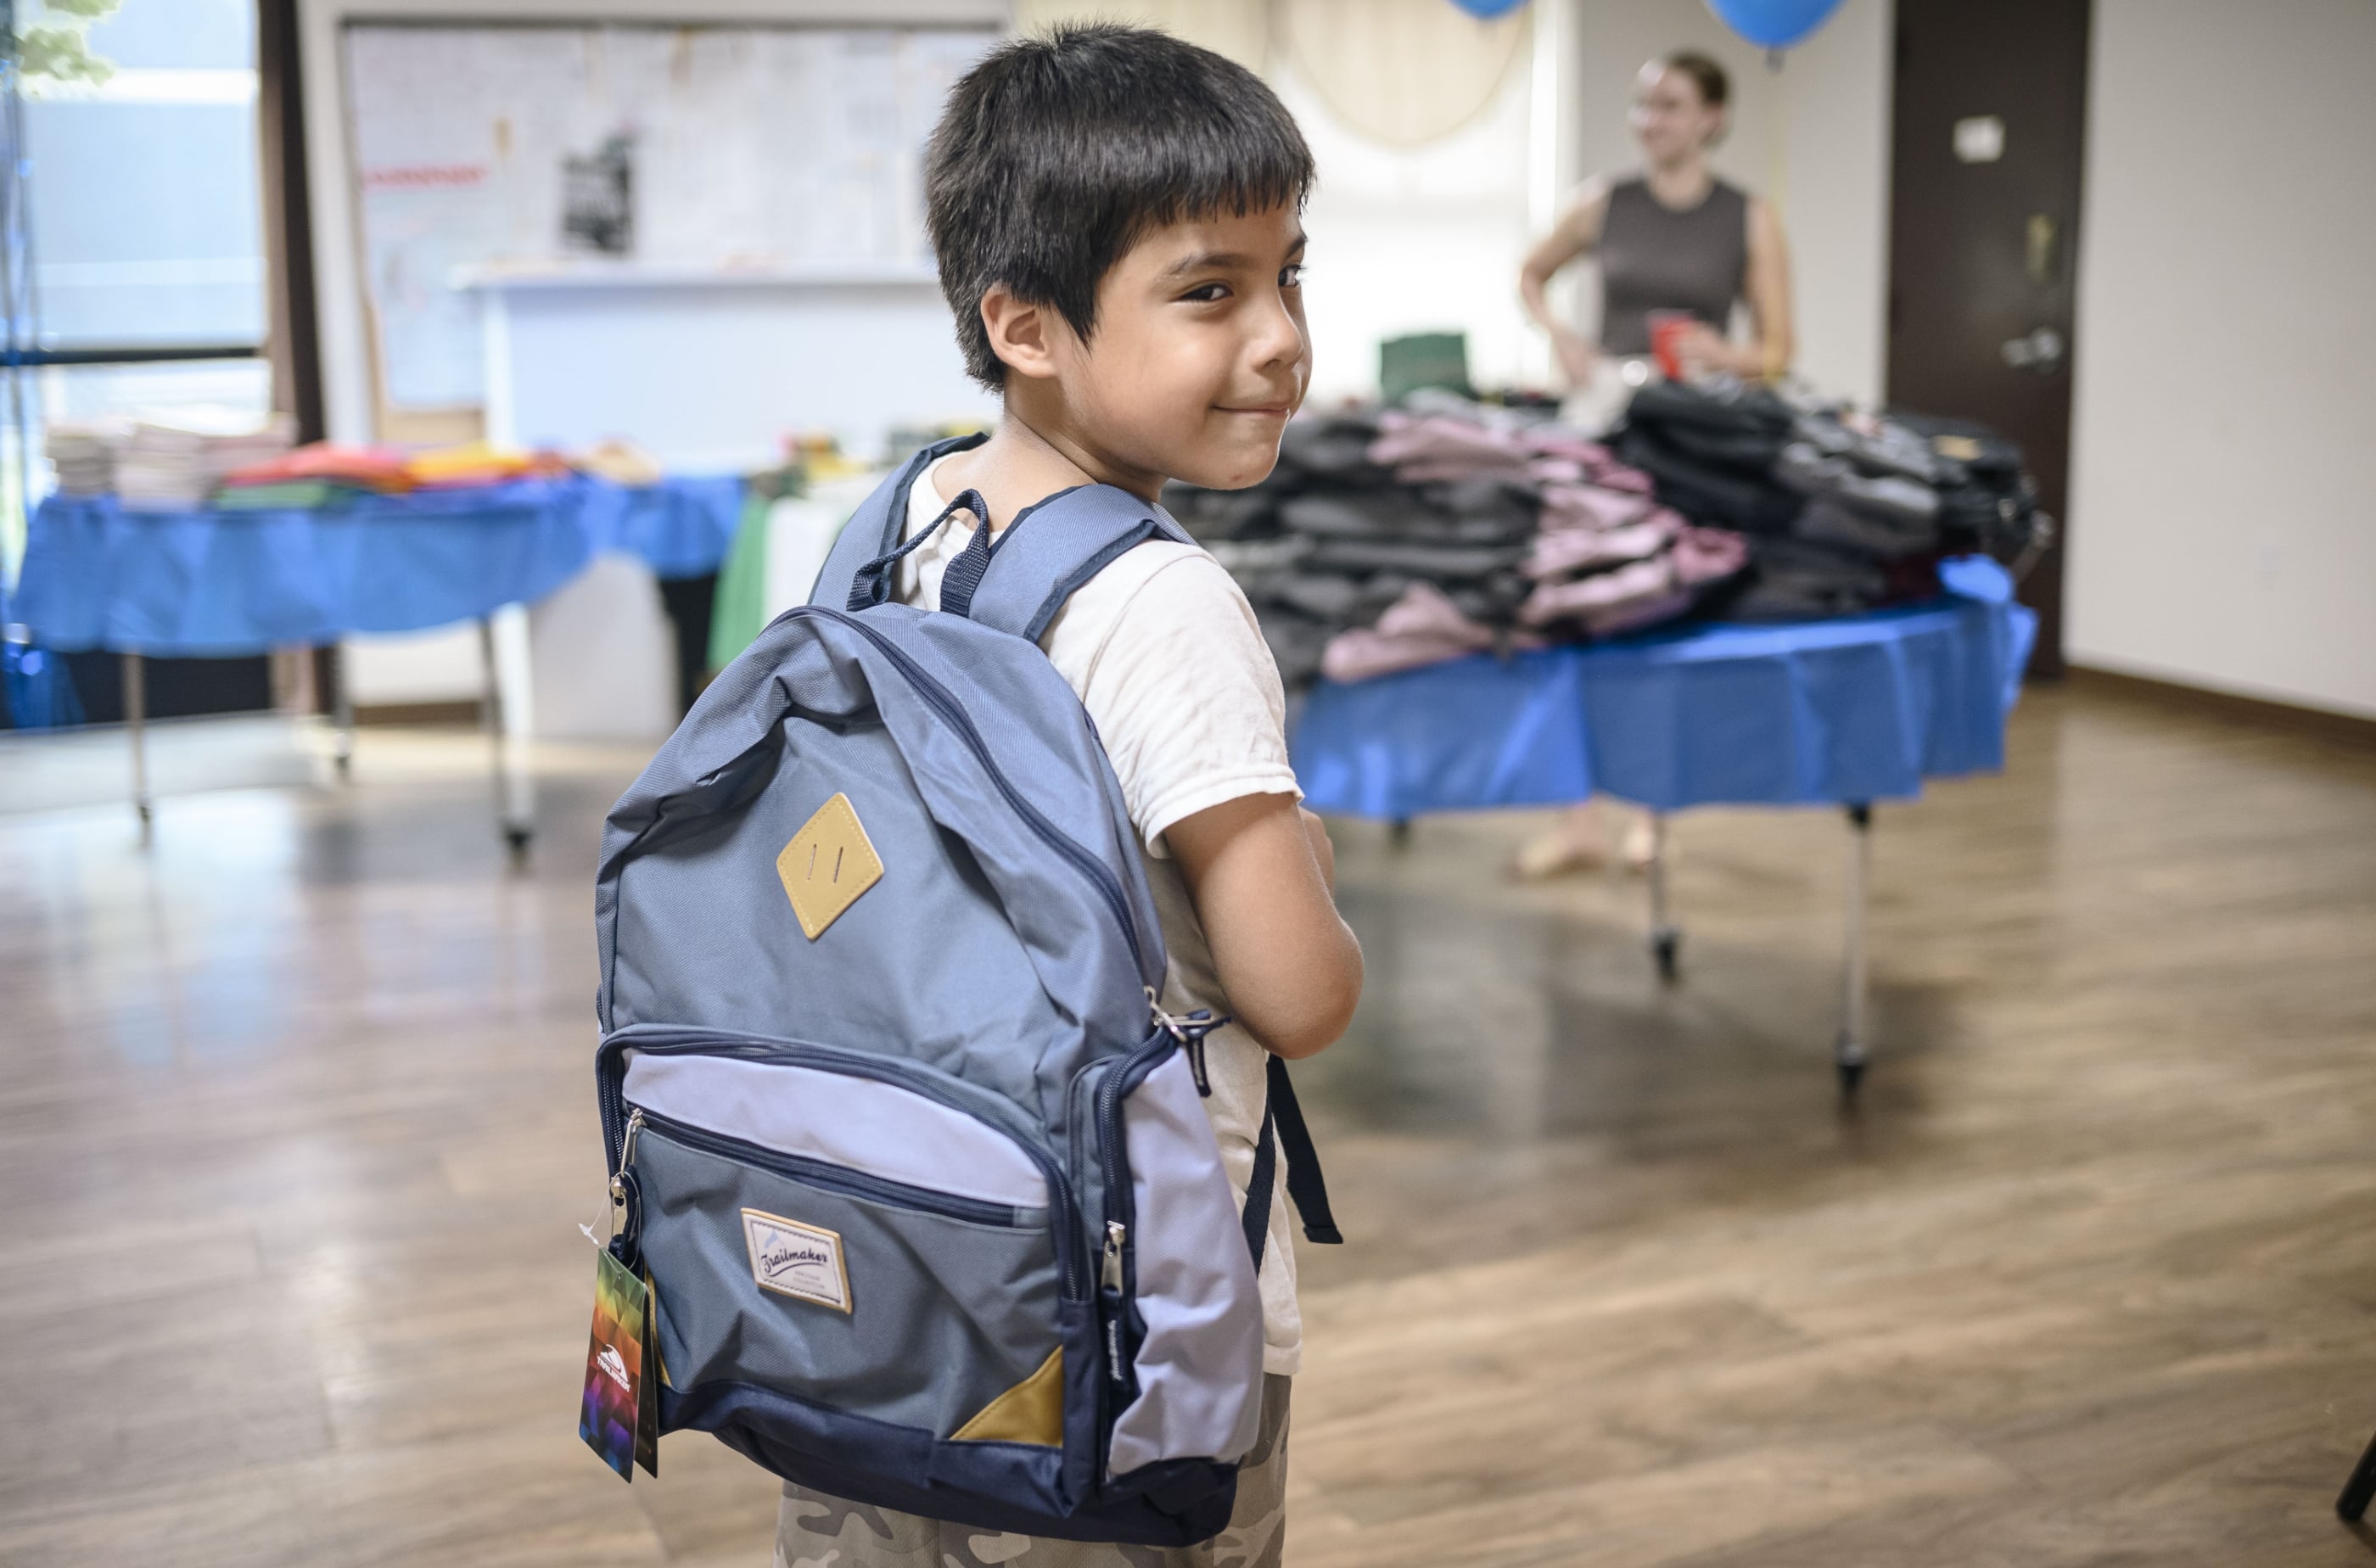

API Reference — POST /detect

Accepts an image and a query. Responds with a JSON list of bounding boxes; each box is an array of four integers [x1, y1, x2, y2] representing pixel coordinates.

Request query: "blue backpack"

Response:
[[592, 434, 1338, 1546]]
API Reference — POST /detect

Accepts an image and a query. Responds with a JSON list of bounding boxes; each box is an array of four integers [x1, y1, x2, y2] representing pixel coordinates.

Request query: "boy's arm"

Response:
[[1166, 792, 1362, 1061]]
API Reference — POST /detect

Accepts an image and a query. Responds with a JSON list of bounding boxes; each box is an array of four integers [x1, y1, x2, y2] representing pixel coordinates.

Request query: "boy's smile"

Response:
[[1015, 202, 1312, 499]]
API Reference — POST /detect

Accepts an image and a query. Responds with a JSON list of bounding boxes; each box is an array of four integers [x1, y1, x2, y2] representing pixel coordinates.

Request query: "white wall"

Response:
[[294, 0, 1004, 708], [1566, 0, 1892, 406], [1280, 32, 1547, 401], [2065, 0, 2376, 719], [1287, 0, 1891, 407]]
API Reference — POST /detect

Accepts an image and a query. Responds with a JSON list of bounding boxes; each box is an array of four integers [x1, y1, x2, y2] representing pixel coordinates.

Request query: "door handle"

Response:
[[2001, 326, 2065, 373]]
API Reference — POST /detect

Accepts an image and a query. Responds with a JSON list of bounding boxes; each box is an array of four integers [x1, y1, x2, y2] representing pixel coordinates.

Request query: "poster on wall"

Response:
[[343, 24, 995, 412]]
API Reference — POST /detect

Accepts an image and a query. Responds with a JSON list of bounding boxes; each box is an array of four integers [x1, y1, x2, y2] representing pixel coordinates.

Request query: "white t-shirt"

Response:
[[894, 456, 1308, 1375]]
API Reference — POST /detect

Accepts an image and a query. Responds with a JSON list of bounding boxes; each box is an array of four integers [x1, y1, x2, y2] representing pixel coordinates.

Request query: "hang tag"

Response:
[[579, 1247, 660, 1480]]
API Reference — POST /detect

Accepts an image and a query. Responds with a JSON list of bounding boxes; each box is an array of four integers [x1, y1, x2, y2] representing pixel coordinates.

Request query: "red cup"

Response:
[[1648, 311, 1694, 381]]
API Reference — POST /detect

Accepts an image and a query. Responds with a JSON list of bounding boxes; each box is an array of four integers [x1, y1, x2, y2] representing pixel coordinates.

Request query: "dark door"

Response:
[[1886, 0, 2089, 675]]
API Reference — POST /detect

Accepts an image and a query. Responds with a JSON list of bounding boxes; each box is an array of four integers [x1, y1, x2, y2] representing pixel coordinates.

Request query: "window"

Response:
[[19, 0, 272, 525]]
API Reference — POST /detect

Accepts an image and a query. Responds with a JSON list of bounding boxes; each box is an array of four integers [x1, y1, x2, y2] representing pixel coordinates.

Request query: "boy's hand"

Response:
[[1299, 807, 1336, 893], [1168, 792, 1362, 1060]]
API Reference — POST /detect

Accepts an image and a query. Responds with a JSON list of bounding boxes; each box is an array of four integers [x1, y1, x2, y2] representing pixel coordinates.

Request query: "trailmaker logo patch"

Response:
[[741, 1208, 852, 1313]]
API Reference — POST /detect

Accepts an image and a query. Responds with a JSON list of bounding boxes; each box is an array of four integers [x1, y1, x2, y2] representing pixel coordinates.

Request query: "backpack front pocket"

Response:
[[615, 1044, 1075, 1446]]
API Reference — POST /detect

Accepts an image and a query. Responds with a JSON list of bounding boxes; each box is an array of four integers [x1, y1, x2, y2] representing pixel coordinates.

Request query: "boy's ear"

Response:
[[980, 283, 1062, 383]]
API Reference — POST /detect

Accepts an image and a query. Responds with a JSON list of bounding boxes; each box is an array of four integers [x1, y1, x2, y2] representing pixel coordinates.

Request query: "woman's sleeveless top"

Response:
[[1596, 176, 1749, 356]]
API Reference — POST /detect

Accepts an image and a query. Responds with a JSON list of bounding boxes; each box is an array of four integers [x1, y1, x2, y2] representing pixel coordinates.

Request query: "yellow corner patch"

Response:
[[776, 792, 884, 940], [951, 1347, 1065, 1446]]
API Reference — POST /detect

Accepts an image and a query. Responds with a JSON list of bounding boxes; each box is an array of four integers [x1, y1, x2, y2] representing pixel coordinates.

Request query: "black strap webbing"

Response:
[[935, 495, 998, 620], [1241, 1094, 1279, 1273], [1241, 1055, 1342, 1275], [845, 489, 987, 613]]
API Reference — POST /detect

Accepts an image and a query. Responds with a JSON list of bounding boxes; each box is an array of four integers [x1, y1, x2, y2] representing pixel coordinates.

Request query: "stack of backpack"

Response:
[[1167, 395, 1750, 690], [1613, 378, 2046, 621], [591, 434, 1336, 1547]]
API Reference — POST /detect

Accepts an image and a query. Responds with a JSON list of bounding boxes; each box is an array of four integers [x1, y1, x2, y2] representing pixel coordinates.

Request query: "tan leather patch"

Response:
[[776, 792, 884, 940], [950, 1347, 1064, 1446]]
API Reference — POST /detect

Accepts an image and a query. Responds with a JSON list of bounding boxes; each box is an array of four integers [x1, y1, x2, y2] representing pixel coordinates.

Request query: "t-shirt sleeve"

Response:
[[1063, 552, 1303, 857]]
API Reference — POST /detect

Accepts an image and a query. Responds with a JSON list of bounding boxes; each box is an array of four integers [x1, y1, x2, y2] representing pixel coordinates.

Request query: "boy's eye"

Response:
[[1181, 282, 1230, 303], [1280, 264, 1306, 288]]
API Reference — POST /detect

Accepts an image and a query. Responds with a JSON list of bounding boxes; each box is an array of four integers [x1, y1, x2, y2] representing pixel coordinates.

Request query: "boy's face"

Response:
[[1047, 203, 1310, 491]]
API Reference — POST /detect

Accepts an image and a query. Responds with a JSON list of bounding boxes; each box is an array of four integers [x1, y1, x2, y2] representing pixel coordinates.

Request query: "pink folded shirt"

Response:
[[1518, 555, 1676, 629], [1525, 514, 1681, 580], [1320, 582, 1544, 684]]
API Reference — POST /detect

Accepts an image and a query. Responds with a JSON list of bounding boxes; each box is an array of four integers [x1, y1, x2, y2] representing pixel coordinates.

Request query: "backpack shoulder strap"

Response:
[[807, 432, 989, 613], [1241, 1056, 1342, 1275], [947, 482, 1195, 642]]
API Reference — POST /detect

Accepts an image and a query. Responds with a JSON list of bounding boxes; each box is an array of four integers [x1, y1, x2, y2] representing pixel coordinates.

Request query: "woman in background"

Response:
[[1523, 49, 1793, 411], [1510, 49, 1794, 876]]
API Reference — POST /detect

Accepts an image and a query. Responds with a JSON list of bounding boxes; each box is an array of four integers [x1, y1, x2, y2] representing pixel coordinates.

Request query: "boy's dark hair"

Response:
[[926, 24, 1314, 389]]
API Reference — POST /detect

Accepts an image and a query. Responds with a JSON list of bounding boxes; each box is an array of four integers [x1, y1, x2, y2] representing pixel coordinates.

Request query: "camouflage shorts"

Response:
[[774, 1375, 1291, 1568]]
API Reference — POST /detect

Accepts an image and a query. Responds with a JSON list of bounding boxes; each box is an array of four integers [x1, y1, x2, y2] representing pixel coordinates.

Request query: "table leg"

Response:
[[1646, 809, 1680, 983], [2338, 1422, 2376, 1521], [122, 652, 153, 843], [327, 641, 354, 781], [1838, 803, 1874, 1096], [481, 618, 533, 860]]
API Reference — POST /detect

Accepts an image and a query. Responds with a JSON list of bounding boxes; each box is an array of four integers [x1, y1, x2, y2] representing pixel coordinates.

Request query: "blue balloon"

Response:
[[1447, 0, 1529, 17], [1703, 0, 1842, 50]]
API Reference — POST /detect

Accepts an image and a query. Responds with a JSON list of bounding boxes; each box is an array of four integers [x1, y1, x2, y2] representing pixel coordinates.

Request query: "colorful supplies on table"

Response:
[[210, 479, 365, 512], [402, 440, 568, 490], [218, 441, 415, 496], [571, 438, 666, 488]]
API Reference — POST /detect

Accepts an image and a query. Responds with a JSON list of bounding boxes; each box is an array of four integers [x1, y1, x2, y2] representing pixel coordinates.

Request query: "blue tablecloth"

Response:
[[1292, 557, 2037, 815], [12, 473, 743, 657]]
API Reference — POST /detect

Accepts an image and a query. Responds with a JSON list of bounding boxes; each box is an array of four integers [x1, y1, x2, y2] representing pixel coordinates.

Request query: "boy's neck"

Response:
[[933, 398, 1164, 526]]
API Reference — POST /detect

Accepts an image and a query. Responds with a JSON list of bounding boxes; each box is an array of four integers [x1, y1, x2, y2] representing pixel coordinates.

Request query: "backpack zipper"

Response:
[[631, 1109, 1032, 1228], [599, 1027, 1085, 1300], [804, 606, 1150, 981], [1089, 1023, 1189, 1386]]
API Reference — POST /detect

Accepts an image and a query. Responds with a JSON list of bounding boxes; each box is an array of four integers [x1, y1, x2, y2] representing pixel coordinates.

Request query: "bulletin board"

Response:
[[342, 22, 995, 412]]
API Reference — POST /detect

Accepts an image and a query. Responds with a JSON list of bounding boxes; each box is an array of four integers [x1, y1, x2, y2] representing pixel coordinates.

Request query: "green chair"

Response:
[[1379, 332, 1472, 406]]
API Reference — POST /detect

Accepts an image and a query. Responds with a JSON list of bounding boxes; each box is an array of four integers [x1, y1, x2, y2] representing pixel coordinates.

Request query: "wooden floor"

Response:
[[1, 685, 2371, 1566]]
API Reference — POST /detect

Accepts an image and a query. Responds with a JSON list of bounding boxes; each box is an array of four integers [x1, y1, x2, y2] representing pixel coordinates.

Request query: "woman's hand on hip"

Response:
[[1553, 328, 1599, 389]]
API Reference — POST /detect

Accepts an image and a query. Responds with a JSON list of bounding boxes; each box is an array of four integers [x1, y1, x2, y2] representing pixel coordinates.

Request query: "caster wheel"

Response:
[[1387, 819, 1412, 850], [504, 825, 533, 856], [1836, 1056, 1866, 1097], [1651, 928, 1680, 983]]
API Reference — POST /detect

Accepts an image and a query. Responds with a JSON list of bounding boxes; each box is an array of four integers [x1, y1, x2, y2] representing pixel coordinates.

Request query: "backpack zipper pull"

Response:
[[1101, 1221, 1126, 1292], [1146, 988, 1226, 1098], [610, 1108, 645, 1207]]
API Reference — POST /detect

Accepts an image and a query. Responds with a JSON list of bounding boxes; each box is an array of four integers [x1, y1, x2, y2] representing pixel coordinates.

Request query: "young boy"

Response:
[[774, 24, 1361, 1568]]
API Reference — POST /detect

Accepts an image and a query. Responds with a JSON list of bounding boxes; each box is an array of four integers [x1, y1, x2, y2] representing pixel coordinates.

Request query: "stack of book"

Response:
[[116, 411, 294, 511], [43, 420, 127, 496]]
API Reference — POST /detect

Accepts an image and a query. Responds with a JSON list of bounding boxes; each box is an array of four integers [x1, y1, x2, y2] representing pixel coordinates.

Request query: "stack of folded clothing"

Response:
[[1615, 379, 2042, 621], [1171, 395, 1750, 688], [214, 442, 415, 510], [44, 420, 126, 496], [1168, 408, 1521, 686], [115, 412, 294, 511], [1519, 479, 1747, 639]]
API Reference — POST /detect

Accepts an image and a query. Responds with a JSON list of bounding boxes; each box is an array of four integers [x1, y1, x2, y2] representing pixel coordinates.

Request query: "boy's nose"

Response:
[[1248, 291, 1309, 375]]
